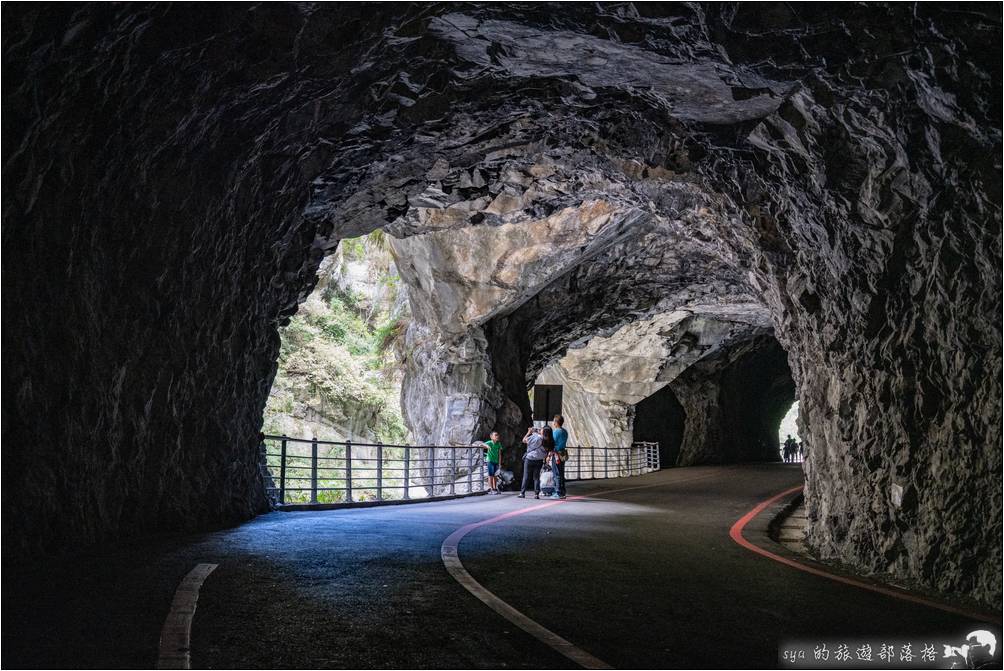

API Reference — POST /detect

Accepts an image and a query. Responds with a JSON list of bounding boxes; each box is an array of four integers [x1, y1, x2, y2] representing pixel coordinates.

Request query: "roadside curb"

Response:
[[731, 486, 1001, 624], [767, 489, 808, 554]]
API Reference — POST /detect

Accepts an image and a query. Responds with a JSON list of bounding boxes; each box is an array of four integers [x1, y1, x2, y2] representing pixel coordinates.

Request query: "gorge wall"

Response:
[[3, 4, 1000, 605]]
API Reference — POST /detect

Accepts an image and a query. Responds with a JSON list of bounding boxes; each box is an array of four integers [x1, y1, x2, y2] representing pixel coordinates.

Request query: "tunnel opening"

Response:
[[261, 231, 415, 503], [679, 332, 796, 465], [632, 385, 686, 468], [778, 400, 802, 463], [264, 231, 409, 447]]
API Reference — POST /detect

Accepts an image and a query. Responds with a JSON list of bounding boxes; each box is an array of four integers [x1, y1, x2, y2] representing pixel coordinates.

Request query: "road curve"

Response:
[[1, 464, 993, 669]]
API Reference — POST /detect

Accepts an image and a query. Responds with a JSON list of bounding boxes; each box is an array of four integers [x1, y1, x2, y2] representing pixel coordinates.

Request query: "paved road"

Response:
[[1, 464, 995, 668]]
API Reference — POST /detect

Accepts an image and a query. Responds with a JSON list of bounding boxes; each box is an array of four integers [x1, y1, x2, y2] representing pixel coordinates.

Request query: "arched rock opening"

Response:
[[628, 330, 795, 467], [669, 333, 795, 465], [4, 4, 1000, 606], [633, 386, 686, 468]]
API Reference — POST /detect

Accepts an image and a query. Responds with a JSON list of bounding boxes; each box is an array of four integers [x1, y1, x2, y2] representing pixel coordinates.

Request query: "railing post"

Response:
[[591, 447, 595, 480], [377, 442, 384, 501], [480, 453, 485, 491], [279, 437, 287, 505], [310, 437, 318, 504], [346, 440, 353, 503], [404, 445, 411, 500], [467, 447, 473, 493], [450, 448, 456, 496], [430, 448, 436, 497], [576, 448, 581, 481], [604, 446, 609, 479]]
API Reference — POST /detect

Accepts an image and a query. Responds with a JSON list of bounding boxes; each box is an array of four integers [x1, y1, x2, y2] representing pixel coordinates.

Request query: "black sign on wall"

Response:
[[532, 384, 563, 421]]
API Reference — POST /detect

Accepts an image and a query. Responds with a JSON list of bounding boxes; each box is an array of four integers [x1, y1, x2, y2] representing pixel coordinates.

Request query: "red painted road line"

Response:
[[442, 471, 724, 669], [730, 486, 1002, 624], [157, 563, 219, 669]]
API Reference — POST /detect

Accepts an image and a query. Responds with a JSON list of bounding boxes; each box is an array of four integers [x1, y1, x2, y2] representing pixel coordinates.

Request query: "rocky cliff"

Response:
[[4, 4, 1000, 605]]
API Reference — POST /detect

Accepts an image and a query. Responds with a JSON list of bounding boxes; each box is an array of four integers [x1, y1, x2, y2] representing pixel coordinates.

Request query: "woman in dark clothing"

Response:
[[541, 426, 555, 452]]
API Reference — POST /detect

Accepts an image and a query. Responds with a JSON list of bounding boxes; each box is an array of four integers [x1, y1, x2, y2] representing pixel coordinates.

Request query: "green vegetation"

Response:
[[263, 232, 410, 449]]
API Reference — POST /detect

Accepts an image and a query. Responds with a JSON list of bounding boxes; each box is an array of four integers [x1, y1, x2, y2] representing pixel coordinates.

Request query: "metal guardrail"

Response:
[[262, 435, 661, 506], [565, 442, 661, 481]]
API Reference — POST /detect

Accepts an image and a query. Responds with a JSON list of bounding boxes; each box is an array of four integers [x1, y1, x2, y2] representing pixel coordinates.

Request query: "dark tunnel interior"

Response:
[[1, 3, 1000, 628]]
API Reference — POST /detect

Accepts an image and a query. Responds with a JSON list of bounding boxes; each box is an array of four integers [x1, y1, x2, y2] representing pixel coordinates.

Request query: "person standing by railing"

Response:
[[549, 415, 568, 499], [519, 426, 548, 499], [483, 431, 503, 495]]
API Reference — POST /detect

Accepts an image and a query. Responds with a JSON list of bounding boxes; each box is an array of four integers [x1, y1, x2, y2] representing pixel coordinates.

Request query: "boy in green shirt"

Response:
[[483, 431, 503, 494]]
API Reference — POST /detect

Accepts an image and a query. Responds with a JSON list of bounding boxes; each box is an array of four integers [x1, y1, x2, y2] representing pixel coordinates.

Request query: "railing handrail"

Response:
[[260, 435, 660, 507], [264, 434, 659, 451]]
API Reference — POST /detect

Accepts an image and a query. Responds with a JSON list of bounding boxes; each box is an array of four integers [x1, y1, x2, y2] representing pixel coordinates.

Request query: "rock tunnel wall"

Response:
[[3, 4, 1000, 605], [698, 6, 1003, 603]]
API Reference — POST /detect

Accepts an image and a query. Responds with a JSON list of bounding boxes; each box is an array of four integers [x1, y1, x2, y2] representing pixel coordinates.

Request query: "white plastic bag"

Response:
[[538, 467, 554, 490]]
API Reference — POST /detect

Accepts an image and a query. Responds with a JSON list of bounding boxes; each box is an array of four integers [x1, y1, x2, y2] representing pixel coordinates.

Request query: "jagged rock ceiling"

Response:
[[3, 4, 1000, 607]]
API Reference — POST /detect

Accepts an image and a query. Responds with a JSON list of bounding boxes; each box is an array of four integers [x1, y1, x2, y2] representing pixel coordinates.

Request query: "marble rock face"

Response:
[[3, 4, 1000, 605]]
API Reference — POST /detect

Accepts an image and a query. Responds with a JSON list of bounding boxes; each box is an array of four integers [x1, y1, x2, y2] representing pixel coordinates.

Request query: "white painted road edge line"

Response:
[[441, 517, 613, 669], [157, 563, 218, 670], [440, 471, 724, 669]]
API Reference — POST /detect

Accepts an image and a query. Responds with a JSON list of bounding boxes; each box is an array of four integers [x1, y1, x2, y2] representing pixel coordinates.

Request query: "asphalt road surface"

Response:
[[2, 464, 997, 668]]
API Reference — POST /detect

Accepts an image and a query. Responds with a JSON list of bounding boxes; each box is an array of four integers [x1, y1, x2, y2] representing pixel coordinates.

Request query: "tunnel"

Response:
[[631, 332, 795, 468], [632, 385, 686, 468], [2, 3, 1001, 667]]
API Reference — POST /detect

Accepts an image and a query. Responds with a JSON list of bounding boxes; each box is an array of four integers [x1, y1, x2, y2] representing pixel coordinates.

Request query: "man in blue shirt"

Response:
[[549, 415, 568, 499]]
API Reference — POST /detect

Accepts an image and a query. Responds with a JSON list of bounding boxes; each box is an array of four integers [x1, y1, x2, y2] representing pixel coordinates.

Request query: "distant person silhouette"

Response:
[[784, 434, 797, 463]]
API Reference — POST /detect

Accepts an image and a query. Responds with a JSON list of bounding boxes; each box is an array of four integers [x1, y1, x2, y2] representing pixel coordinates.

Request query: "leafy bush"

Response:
[[374, 316, 406, 353]]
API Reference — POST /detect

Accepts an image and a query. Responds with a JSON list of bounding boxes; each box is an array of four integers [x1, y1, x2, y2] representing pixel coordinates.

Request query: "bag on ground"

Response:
[[538, 467, 554, 494], [497, 469, 514, 491]]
